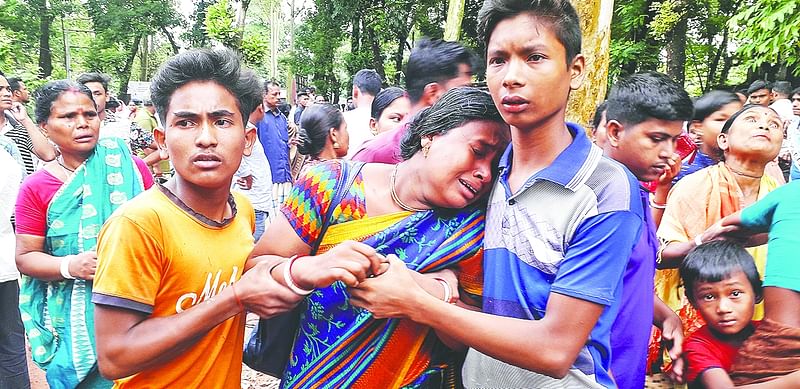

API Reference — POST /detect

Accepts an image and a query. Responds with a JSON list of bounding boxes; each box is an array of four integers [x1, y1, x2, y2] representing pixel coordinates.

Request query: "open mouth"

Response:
[[459, 178, 479, 195], [74, 134, 95, 142]]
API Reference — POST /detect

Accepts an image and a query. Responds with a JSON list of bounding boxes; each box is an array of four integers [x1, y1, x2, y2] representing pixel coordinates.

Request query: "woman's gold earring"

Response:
[[422, 143, 431, 158], [333, 142, 340, 149]]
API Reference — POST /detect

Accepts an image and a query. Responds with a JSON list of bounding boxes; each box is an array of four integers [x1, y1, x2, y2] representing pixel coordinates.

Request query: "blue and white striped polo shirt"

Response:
[[463, 124, 644, 388]]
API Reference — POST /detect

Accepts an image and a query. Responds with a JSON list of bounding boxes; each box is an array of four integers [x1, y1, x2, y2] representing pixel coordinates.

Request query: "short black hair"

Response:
[[353, 69, 382, 97], [772, 81, 792, 96], [400, 86, 505, 160], [791, 87, 800, 98], [693, 90, 740, 122], [371, 87, 407, 120], [591, 100, 607, 130], [681, 240, 762, 304], [6, 77, 23, 92], [264, 80, 280, 92], [34, 80, 95, 124], [150, 48, 263, 125], [76, 72, 112, 93], [478, 0, 582, 65], [605, 71, 693, 128], [405, 38, 474, 104], [747, 80, 770, 95], [297, 103, 344, 157]]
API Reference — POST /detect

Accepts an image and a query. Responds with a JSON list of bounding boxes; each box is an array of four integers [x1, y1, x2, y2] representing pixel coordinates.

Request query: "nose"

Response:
[[474, 161, 491, 183], [196, 120, 219, 147], [716, 297, 734, 314], [502, 58, 525, 89]]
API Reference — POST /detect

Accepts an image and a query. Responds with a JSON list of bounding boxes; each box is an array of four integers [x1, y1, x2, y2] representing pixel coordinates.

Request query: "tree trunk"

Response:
[[139, 35, 149, 81], [665, 15, 687, 85], [365, 26, 385, 79], [705, 25, 728, 91], [443, 0, 465, 41], [393, 2, 415, 84], [118, 35, 143, 102], [566, 0, 614, 128], [37, 3, 53, 79], [161, 26, 181, 54], [719, 53, 734, 87]]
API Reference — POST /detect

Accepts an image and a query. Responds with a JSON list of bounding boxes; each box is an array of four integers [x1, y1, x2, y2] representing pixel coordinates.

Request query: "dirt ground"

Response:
[[25, 313, 280, 389]]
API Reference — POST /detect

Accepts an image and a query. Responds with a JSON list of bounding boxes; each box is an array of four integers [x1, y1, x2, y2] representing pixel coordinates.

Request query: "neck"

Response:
[[510, 114, 573, 176], [0, 111, 6, 128], [165, 177, 233, 223], [700, 144, 721, 162], [408, 101, 428, 117], [316, 146, 338, 161], [98, 109, 107, 121], [59, 151, 90, 171], [356, 95, 374, 109], [392, 160, 432, 211], [724, 155, 766, 190]]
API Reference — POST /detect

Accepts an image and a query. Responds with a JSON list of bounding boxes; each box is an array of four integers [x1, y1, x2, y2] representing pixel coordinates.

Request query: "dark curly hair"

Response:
[[34, 80, 95, 124], [400, 87, 504, 160], [150, 48, 262, 125]]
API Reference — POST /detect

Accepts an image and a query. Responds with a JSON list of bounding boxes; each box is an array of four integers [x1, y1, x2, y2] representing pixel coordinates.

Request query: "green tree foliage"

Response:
[[205, 0, 241, 48], [731, 0, 800, 76]]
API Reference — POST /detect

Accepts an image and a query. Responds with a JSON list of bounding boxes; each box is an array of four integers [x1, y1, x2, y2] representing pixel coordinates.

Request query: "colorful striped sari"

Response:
[[281, 208, 485, 389], [18, 138, 144, 389]]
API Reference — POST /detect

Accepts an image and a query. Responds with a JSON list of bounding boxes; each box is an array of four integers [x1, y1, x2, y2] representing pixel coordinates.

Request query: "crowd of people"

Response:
[[1, 0, 799, 388]]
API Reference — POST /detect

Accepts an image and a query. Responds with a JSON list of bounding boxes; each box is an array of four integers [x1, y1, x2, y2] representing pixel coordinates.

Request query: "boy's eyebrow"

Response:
[[487, 43, 550, 57], [171, 109, 237, 118]]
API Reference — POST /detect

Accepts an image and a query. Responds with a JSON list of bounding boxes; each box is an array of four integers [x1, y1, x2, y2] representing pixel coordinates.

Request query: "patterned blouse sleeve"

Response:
[[281, 160, 344, 246]]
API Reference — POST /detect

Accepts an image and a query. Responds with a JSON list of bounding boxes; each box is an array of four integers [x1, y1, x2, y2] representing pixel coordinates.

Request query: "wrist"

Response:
[[284, 255, 314, 296], [60, 255, 75, 280]]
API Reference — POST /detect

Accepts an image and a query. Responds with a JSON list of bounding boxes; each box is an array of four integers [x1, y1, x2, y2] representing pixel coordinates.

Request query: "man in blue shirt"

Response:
[[257, 80, 292, 211]]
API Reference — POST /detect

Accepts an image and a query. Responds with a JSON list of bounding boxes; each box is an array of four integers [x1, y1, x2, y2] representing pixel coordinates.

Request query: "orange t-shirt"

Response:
[[93, 187, 255, 388]]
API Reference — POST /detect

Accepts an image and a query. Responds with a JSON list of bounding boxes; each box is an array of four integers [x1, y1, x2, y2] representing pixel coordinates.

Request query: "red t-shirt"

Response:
[[350, 122, 409, 164], [684, 322, 759, 385], [15, 157, 153, 236]]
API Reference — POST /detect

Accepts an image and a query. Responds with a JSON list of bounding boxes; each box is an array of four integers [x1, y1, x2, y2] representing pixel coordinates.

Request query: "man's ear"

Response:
[[604, 119, 625, 148], [154, 127, 169, 159], [421, 83, 442, 106], [243, 126, 256, 157], [568, 54, 586, 91]]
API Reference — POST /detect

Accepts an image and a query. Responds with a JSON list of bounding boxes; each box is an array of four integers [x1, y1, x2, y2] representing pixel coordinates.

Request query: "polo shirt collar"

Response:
[[499, 122, 600, 195]]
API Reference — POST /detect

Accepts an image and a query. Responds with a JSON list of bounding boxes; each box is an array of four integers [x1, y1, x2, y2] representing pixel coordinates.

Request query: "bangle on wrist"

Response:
[[649, 194, 668, 209], [231, 284, 244, 311], [60, 256, 75, 280], [432, 277, 455, 304], [283, 255, 313, 296], [694, 234, 704, 247]]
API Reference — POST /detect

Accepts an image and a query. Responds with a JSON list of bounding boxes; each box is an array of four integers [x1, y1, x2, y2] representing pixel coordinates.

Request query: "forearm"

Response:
[[658, 241, 697, 269], [408, 293, 578, 378], [16, 250, 65, 281], [96, 287, 242, 379], [21, 118, 56, 161], [651, 186, 670, 227], [653, 295, 673, 328]]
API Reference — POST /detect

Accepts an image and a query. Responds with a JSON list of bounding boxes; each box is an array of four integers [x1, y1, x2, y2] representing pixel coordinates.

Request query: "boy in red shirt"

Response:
[[681, 241, 800, 388]]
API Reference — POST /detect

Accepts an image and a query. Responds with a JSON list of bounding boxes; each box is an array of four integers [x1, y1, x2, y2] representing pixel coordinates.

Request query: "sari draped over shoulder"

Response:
[[18, 138, 144, 388], [649, 162, 776, 367], [281, 208, 485, 389]]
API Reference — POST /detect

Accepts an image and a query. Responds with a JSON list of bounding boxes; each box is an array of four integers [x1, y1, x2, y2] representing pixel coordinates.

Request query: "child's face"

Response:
[[154, 80, 255, 190], [699, 101, 742, 152], [485, 13, 584, 131], [690, 270, 756, 336]]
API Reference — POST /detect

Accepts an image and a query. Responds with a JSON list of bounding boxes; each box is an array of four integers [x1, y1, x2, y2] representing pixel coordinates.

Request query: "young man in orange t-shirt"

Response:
[[92, 48, 385, 388]]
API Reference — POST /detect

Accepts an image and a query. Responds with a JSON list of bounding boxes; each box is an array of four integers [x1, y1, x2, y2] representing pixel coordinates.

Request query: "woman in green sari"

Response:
[[14, 81, 154, 388], [252, 87, 510, 388]]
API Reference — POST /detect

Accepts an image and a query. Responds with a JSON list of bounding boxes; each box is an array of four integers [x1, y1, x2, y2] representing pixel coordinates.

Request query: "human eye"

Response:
[[488, 57, 506, 66], [215, 118, 234, 127], [528, 53, 545, 62], [472, 146, 487, 157], [702, 294, 715, 301], [174, 119, 193, 128], [731, 290, 742, 298]]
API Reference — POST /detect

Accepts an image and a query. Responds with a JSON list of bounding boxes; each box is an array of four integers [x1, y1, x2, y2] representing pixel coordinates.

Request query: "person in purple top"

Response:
[[351, 38, 474, 164], [600, 72, 693, 388]]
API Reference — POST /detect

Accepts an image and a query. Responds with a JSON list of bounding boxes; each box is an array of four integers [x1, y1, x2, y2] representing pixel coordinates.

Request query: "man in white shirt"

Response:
[[0, 147, 28, 388], [344, 69, 382, 158], [233, 101, 275, 241], [770, 81, 796, 123]]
